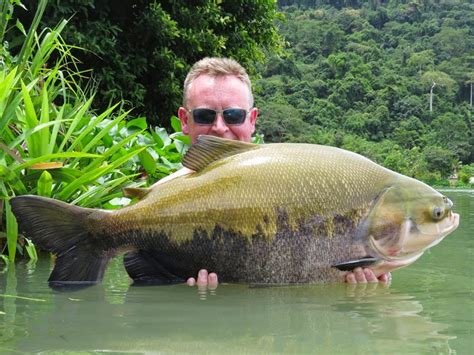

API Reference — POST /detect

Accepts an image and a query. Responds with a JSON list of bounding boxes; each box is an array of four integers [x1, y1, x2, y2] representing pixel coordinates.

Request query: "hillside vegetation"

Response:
[[256, 0, 473, 184]]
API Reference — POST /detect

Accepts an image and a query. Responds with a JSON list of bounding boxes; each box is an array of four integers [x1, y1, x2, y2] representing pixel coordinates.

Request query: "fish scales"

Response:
[[101, 144, 388, 244], [10, 136, 459, 286]]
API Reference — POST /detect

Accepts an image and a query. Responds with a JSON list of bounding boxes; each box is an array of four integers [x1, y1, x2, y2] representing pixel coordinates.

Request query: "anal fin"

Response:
[[332, 256, 379, 271]]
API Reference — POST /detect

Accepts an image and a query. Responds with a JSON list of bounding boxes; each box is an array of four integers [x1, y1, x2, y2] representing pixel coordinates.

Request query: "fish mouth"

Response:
[[423, 212, 460, 250], [442, 212, 460, 234]]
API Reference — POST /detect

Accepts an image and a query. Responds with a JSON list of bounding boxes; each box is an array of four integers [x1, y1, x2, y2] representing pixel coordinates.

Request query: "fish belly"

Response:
[[122, 209, 370, 284]]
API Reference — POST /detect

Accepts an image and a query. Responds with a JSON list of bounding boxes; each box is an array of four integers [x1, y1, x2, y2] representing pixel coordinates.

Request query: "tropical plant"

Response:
[[0, 0, 181, 262]]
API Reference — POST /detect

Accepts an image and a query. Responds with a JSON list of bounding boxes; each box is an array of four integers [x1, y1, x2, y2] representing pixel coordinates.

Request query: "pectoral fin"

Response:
[[122, 187, 151, 199], [332, 256, 380, 271]]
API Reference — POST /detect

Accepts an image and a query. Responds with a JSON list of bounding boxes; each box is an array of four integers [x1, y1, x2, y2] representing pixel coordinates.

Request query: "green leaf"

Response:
[[37, 170, 53, 197], [127, 117, 148, 130], [57, 147, 145, 201], [24, 238, 38, 262], [57, 96, 94, 152], [81, 130, 143, 173], [67, 102, 119, 152], [47, 105, 64, 154], [139, 149, 157, 175], [15, 18, 26, 36], [153, 127, 171, 148], [5, 199, 18, 262], [170, 116, 182, 132], [39, 82, 50, 156]]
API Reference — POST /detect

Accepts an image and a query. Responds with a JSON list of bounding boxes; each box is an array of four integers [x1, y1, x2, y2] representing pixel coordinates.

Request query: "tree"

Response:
[[431, 113, 471, 163], [14, 0, 284, 127], [423, 146, 456, 178], [421, 71, 456, 112], [256, 102, 310, 142], [407, 50, 434, 74]]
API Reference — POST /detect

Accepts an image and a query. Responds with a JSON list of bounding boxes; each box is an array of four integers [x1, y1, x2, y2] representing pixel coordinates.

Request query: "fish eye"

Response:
[[432, 206, 444, 220]]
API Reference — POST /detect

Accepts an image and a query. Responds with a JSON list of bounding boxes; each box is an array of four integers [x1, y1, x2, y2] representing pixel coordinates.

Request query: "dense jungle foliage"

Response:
[[255, 0, 473, 183], [13, 0, 284, 127]]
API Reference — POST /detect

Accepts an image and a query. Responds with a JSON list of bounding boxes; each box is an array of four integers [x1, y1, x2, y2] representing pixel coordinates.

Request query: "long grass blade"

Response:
[[20, 80, 40, 157], [0, 78, 39, 136], [57, 96, 94, 152], [72, 174, 138, 206], [58, 147, 146, 201], [16, 0, 48, 69], [47, 105, 64, 154], [7, 120, 72, 149], [69, 109, 130, 164], [39, 83, 50, 156], [81, 130, 144, 173], [5, 199, 18, 262], [67, 103, 120, 152]]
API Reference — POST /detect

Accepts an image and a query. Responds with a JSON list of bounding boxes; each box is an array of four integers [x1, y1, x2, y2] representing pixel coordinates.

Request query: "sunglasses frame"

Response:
[[187, 108, 249, 125]]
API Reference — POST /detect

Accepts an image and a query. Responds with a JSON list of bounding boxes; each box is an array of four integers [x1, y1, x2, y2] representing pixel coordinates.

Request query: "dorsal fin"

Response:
[[122, 187, 151, 199], [182, 135, 261, 172]]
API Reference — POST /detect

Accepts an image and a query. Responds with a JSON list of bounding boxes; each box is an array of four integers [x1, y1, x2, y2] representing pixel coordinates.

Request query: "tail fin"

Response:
[[10, 195, 111, 287]]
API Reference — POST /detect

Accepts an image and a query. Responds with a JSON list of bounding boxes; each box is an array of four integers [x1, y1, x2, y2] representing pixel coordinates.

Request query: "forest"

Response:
[[256, 0, 473, 184], [0, 0, 473, 260]]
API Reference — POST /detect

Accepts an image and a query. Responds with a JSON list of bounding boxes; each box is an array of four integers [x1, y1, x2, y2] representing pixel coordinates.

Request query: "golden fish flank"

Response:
[[107, 142, 392, 244]]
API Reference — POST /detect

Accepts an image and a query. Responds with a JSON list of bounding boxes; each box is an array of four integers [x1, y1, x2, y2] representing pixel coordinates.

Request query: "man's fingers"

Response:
[[187, 270, 219, 293], [354, 267, 368, 283], [197, 269, 209, 286], [208, 272, 218, 290], [377, 272, 392, 283], [345, 272, 357, 284], [364, 268, 379, 283]]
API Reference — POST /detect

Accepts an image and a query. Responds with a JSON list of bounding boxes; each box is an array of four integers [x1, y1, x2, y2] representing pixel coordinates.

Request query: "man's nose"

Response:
[[210, 114, 228, 134]]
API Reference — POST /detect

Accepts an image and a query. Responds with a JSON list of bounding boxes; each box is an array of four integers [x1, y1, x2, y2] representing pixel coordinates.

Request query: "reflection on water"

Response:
[[0, 190, 472, 353]]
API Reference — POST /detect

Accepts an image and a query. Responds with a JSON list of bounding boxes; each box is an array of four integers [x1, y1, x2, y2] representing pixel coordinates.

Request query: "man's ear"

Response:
[[178, 107, 190, 134], [249, 107, 258, 134]]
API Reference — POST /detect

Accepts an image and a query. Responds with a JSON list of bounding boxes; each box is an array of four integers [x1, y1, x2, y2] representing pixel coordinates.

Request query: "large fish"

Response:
[[11, 136, 459, 287]]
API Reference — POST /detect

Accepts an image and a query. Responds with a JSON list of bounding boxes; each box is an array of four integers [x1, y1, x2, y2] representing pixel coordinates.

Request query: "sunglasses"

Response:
[[188, 108, 248, 125]]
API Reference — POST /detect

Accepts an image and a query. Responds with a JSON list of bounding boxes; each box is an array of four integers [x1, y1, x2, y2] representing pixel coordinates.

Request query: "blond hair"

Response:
[[183, 57, 254, 107]]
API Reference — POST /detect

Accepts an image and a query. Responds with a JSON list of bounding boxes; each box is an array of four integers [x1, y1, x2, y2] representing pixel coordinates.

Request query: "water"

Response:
[[0, 190, 472, 354]]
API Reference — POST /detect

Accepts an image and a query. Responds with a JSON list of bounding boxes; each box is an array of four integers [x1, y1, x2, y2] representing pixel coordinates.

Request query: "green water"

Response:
[[0, 190, 472, 354]]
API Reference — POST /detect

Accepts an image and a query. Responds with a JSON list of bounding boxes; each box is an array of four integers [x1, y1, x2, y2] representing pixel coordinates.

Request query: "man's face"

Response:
[[178, 74, 258, 144]]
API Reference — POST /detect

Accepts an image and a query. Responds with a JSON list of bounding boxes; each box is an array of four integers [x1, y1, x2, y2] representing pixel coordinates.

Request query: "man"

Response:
[[138, 57, 390, 287]]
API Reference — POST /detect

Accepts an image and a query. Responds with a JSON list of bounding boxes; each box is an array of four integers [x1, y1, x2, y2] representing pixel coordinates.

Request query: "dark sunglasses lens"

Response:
[[223, 109, 246, 124], [193, 109, 216, 124]]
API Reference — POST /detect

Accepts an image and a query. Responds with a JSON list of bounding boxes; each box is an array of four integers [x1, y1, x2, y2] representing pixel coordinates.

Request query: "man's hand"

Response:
[[187, 268, 391, 287], [187, 269, 218, 289], [345, 267, 391, 283]]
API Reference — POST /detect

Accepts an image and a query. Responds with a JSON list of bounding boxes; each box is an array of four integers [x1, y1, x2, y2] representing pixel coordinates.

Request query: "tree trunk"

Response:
[[429, 81, 436, 112], [470, 82, 473, 108]]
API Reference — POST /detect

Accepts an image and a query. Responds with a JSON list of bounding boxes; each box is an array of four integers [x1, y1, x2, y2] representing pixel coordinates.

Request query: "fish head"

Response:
[[366, 180, 460, 265]]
